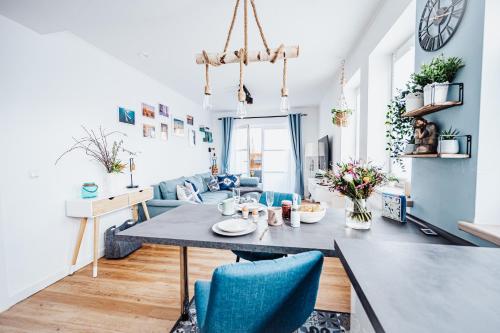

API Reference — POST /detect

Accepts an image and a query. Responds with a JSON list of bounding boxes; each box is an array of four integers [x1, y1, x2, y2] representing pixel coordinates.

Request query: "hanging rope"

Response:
[[243, 0, 249, 65], [204, 64, 211, 95], [281, 58, 288, 97], [223, 0, 241, 53], [271, 44, 285, 63], [250, 0, 271, 55]]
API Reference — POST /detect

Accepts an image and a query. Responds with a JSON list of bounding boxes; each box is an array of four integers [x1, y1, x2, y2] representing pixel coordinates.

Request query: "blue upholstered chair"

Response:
[[233, 191, 301, 262], [195, 251, 324, 333]]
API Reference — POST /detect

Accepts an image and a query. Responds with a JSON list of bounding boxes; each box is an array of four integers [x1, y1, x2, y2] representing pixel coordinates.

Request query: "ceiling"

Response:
[[0, 0, 382, 111]]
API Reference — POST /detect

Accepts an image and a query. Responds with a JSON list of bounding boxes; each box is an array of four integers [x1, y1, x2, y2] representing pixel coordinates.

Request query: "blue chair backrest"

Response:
[[259, 191, 301, 207], [201, 251, 324, 333]]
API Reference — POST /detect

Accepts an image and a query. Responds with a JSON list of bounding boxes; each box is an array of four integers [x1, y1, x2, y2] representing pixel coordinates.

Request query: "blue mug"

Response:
[[81, 182, 98, 199]]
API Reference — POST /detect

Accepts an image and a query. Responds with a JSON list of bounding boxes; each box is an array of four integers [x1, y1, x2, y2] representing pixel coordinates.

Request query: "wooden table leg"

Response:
[[141, 201, 151, 221], [70, 217, 87, 275], [93, 216, 100, 278], [180, 246, 190, 321]]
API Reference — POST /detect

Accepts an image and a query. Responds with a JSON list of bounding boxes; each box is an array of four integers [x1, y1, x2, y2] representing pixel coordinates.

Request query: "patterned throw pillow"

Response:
[[207, 176, 220, 192], [184, 180, 203, 203], [217, 174, 240, 191], [176, 185, 200, 204]]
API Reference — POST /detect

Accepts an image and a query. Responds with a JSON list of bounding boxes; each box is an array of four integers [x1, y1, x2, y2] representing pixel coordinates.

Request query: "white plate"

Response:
[[237, 203, 266, 212], [212, 222, 257, 237], [217, 218, 250, 233]]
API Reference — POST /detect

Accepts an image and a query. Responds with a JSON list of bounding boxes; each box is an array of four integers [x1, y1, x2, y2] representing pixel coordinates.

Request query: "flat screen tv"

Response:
[[318, 135, 331, 171]]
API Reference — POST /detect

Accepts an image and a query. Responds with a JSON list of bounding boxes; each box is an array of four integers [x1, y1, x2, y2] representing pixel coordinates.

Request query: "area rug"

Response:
[[170, 299, 350, 333]]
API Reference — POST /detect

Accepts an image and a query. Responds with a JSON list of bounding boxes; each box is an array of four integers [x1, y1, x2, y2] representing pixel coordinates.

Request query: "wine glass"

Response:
[[232, 188, 241, 205], [266, 191, 275, 208]]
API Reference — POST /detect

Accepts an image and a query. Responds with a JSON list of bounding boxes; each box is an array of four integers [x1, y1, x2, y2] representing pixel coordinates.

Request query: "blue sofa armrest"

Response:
[[240, 176, 259, 187]]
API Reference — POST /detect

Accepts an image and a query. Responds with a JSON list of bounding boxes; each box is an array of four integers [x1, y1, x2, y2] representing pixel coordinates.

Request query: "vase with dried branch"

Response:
[[56, 126, 137, 193]]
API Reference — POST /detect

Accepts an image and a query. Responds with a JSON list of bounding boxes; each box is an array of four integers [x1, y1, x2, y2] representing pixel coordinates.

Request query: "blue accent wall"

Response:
[[412, 0, 491, 246]]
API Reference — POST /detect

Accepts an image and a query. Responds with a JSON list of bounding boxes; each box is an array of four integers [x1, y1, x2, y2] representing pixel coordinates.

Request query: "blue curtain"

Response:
[[221, 117, 234, 174], [288, 113, 304, 197]]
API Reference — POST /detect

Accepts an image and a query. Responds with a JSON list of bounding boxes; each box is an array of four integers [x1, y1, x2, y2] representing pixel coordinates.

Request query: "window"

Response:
[[231, 122, 292, 192], [391, 37, 415, 181]]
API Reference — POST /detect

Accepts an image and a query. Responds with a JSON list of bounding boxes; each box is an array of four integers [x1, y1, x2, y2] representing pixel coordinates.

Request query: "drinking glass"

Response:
[[232, 188, 241, 205], [266, 191, 275, 208]]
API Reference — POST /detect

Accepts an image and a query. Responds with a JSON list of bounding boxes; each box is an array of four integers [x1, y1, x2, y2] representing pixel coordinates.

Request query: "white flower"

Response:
[[343, 174, 354, 183]]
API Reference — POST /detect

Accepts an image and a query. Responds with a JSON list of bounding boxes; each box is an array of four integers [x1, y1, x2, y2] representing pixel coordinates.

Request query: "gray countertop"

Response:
[[335, 239, 500, 333], [118, 204, 448, 257]]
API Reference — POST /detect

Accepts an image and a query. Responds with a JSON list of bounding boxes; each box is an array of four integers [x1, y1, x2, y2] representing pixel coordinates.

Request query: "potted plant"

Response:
[[331, 108, 352, 127], [438, 127, 460, 154], [404, 136, 416, 154], [404, 81, 424, 113], [56, 126, 137, 193], [323, 161, 393, 230], [412, 55, 465, 105], [385, 90, 414, 169]]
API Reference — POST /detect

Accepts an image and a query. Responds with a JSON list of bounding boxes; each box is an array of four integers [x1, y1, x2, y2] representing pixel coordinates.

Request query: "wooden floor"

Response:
[[0, 245, 350, 332]]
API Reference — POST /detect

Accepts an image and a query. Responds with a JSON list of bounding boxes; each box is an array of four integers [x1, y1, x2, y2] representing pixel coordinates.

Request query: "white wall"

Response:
[[211, 106, 319, 195], [318, 0, 414, 165], [475, 0, 500, 225], [0, 15, 210, 312]]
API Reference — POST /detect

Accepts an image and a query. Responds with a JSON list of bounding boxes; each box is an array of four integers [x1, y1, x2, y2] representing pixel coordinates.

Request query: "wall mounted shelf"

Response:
[[400, 153, 469, 159], [402, 83, 464, 118]]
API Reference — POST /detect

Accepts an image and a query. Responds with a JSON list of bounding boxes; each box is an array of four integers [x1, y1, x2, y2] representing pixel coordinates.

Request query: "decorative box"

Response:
[[382, 193, 407, 223], [81, 182, 99, 199]]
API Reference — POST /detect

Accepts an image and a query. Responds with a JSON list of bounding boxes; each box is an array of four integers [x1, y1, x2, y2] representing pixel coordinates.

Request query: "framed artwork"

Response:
[[186, 115, 194, 126], [142, 103, 155, 119], [118, 107, 135, 125], [173, 118, 185, 136], [143, 124, 156, 138], [160, 123, 169, 141], [189, 128, 196, 147], [159, 104, 169, 117]]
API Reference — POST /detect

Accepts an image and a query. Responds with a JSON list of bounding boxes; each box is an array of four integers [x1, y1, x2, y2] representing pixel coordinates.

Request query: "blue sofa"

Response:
[[145, 172, 263, 218]]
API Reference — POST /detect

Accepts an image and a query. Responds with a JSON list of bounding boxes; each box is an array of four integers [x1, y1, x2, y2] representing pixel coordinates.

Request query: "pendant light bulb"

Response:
[[202, 93, 212, 112], [236, 101, 246, 119], [280, 95, 290, 113]]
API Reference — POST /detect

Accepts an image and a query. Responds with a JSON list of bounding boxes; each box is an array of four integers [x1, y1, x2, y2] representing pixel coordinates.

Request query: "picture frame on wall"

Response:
[[142, 103, 155, 119], [186, 115, 194, 126], [160, 123, 168, 141], [189, 128, 196, 147], [159, 104, 169, 117], [173, 118, 185, 136], [143, 124, 156, 138], [118, 107, 135, 125]]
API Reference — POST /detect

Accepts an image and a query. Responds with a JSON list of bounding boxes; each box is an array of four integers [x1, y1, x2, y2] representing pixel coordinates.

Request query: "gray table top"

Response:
[[117, 204, 448, 257], [335, 239, 500, 333]]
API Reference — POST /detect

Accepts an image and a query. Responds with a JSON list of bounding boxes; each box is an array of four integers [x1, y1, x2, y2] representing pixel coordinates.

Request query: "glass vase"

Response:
[[345, 198, 372, 230]]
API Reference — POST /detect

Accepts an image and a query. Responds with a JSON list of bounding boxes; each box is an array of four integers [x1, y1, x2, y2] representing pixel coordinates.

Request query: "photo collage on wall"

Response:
[[117, 103, 202, 148]]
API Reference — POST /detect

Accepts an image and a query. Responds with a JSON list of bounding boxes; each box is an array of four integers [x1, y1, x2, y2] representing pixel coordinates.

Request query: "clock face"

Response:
[[419, 0, 467, 52]]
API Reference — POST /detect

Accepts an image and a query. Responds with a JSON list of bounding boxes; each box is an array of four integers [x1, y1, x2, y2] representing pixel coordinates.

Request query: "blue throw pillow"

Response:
[[185, 180, 203, 202], [207, 176, 220, 192], [217, 174, 239, 191]]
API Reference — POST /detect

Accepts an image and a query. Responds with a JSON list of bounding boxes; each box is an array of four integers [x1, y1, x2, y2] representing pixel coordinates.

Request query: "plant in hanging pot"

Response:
[[404, 81, 424, 113], [438, 127, 460, 154], [412, 55, 465, 105], [385, 89, 414, 169], [323, 161, 394, 230], [331, 108, 352, 127], [55, 126, 137, 194]]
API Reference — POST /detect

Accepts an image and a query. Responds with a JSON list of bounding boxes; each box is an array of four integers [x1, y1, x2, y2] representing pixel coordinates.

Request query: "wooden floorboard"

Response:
[[0, 245, 350, 332]]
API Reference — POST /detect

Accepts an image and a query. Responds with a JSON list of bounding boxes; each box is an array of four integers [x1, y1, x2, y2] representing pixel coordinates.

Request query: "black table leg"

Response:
[[179, 246, 190, 321]]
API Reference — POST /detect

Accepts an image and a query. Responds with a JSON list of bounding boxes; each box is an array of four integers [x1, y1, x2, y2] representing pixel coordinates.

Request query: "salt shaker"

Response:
[[290, 194, 300, 228]]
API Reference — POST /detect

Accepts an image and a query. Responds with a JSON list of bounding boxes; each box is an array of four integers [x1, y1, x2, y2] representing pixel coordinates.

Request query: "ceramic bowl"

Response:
[[299, 207, 326, 223]]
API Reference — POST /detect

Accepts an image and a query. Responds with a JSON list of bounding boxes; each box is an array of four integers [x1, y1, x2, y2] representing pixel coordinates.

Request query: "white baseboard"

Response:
[[0, 247, 106, 313]]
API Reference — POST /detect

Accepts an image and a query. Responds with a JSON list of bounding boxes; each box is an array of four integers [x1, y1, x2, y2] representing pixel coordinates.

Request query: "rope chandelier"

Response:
[[196, 0, 300, 118]]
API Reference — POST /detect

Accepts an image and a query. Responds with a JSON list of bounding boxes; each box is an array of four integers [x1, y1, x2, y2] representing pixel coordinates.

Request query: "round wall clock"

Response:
[[418, 0, 467, 52]]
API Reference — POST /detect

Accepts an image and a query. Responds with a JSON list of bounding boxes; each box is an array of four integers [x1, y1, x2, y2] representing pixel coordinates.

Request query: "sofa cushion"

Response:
[[218, 174, 239, 190], [186, 176, 204, 194], [185, 180, 203, 202], [240, 176, 259, 187], [177, 184, 201, 203], [195, 172, 212, 192], [207, 176, 220, 192], [199, 191, 230, 204], [159, 177, 186, 200]]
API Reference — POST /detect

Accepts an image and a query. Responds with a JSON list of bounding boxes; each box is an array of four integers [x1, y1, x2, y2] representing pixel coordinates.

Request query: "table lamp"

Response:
[[126, 157, 138, 189]]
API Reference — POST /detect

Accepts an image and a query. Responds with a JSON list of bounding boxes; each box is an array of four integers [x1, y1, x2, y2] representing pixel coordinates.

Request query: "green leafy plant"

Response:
[[440, 126, 460, 140], [411, 55, 465, 87], [385, 90, 414, 170], [331, 108, 353, 117]]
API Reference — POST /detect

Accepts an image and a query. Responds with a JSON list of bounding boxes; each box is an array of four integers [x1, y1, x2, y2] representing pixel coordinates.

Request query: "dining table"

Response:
[[116, 203, 448, 322]]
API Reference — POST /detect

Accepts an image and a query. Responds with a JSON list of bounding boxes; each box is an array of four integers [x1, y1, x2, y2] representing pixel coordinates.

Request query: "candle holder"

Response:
[[126, 157, 138, 189]]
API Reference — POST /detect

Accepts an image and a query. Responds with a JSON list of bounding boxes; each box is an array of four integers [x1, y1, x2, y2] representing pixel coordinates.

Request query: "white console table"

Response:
[[66, 187, 153, 277], [307, 178, 345, 208]]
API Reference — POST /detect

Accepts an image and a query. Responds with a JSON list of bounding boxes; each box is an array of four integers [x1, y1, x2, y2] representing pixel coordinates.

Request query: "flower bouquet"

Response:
[[324, 161, 392, 229]]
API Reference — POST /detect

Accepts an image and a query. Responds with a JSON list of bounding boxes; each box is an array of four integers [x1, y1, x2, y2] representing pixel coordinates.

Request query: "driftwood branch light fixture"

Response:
[[196, 0, 299, 118]]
